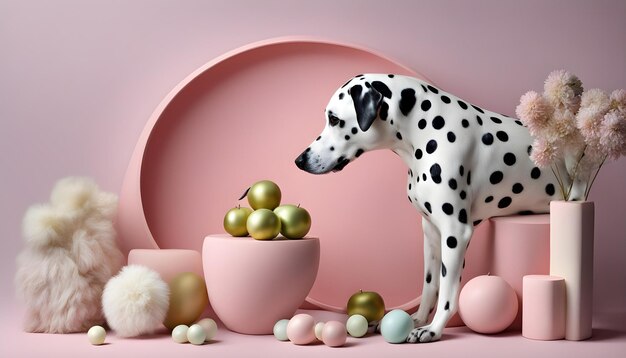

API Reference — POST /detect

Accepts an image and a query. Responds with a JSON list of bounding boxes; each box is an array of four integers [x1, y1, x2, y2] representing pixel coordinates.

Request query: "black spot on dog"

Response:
[[504, 153, 516, 166], [467, 171, 472, 185], [442, 203, 454, 215], [421, 84, 428, 92], [430, 163, 442, 183], [388, 74, 395, 78], [476, 115, 483, 126], [482, 133, 494, 145], [447, 131, 456, 142], [512, 183, 524, 194], [462, 119, 469, 128], [472, 104, 484, 113], [341, 79, 352, 88], [448, 178, 457, 190], [418, 119, 427, 129], [351, 127, 358, 135], [426, 140, 438, 154], [441, 95, 451, 104], [490, 116, 502, 124], [390, 119, 394, 125], [515, 120, 524, 126], [316, 136, 321, 141], [421, 100, 431, 112], [490, 171, 504, 184], [485, 196, 494, 203], [400, 88, 417, 116], [339, 119, 346, 128], [330, 146, 334, 151], [458, 209, 467, 224], [380, 101, 389, 121], [531, 167, 541, 179], [364, 81, 371, 88], [372, 81, 392, 98], [445, 301, 450, 310], [433, 116, 445, 129], [425, 202, 432, 213], [518, 210, 534, 215], [442, 263, 447, 277], [345, 135, 350, 140], [459, 165, 465, 176], [498, 196, 512, 208], [427, 85, 439, 94], [408, 196, 412, 202], [396, 132, 402, 140], [415, 149, 423, 160], [355, 149, 364, 157], [460, 190, 467, 200], [423, 173, 427, 181], [356, 74, 364, 78], [527, 145, 533, 155], [426, 272, 432, 283], [496, 131, 509, 142], [546, 183, 555, 196], [458, 100, 468, 110], [338, 93, 344, 100], [409, 183, 412, 190]]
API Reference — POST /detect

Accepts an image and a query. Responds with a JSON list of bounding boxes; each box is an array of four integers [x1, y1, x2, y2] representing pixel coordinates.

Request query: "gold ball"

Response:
[[163, 273, 209, 330], [246, 209, 281, 240], [247, 180, 281, 210], [274, 204, 311, 239], [223, 206, 253, 236], [347, 290, 386, 323]]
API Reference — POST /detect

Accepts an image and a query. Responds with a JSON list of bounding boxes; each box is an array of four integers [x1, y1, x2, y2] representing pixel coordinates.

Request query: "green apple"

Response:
[[347, 290, 386, 323], [273, 204, 311, 239], [223, 206, 253, 237], [246, 180, 281, 210], [246, 208, 281, 240]]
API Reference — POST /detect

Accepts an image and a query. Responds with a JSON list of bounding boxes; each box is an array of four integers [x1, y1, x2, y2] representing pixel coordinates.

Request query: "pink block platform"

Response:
[[523, 275, 566, 340]]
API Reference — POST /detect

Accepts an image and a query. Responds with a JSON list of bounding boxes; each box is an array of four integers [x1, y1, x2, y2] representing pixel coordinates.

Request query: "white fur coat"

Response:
[[15, 177, 124, 333]]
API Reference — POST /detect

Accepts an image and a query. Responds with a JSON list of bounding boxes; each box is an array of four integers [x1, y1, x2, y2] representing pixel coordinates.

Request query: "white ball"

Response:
[[187, 324, 207, 345], [102, 265, 170, 337], [196, 318, 218, 341], [346, 314, 368, 338], [87, 325, 106, 345], [314, 322, 325, 341], [273, 319, 289, 341], [172, 325, 189, 343]]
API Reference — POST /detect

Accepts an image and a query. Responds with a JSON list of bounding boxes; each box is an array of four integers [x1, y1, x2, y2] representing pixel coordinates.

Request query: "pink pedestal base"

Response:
[[522, 275, 566, 340]]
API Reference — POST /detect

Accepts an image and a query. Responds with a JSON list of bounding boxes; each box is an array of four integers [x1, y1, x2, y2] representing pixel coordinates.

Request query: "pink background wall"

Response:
[[1, 0, 624, 316]]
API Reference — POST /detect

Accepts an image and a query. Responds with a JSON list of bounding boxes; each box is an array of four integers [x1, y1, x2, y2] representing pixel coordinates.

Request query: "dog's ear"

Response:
[[350, 84, 383, 132]]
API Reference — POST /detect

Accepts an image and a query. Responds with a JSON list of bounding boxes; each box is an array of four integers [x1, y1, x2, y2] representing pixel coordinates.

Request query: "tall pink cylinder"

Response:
[[489, 215, 550, 331], [549, 201, 594, 341], [522, 275, 565, 340]]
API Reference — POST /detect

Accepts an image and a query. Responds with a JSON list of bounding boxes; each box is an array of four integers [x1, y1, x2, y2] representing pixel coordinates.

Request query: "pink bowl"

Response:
[[203, 235, 320, 334], [127, 249, 203, 283]]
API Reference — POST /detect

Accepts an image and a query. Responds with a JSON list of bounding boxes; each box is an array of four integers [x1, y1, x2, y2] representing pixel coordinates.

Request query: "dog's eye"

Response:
[[328, 114, 340, 127]]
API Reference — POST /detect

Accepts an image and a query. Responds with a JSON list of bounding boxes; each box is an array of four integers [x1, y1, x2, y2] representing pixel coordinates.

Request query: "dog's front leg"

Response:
[[410, 217, 441, 327], [407, 219, 473, 343]]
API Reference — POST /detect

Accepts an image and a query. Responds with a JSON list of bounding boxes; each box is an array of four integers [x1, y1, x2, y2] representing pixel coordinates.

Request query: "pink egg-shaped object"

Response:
[[286, 314, 316, 345], [459, 275, 518, 334], [322, 321, 347, 347]]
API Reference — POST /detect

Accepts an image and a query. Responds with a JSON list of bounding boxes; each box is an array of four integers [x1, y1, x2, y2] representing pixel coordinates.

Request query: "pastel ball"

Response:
[[346, 314, 368, 338], [171, 325, 189, 343], [459, 275, 518, 334], [186, 324, 207, 345], [380, 309, 413, 344], [314, 322, 325, 341], [273, 319, 290, 341], [322, 321, 347, 347], [286, 314, 316, 345], [87, 325, 106, 345], [196, 318, 218, 341]]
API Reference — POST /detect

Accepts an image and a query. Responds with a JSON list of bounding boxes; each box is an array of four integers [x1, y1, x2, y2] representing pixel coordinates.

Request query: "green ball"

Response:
[[273, 204, 311, 239], [246, 209, 281, 240], [223, 206, 253, 237], [248, 180, 281, 210]]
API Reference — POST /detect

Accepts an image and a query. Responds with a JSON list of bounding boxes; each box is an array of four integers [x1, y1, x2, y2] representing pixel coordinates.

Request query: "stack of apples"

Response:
[[223, 180, 311, 240]]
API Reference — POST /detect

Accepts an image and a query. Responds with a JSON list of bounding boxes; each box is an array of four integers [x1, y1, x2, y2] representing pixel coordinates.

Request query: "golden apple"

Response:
[[223, 206, 253, 237], [164, 272, 209, 330], [246, 180, 281, 210], [246, 208, 281, 240], [347, 290, 386, 323], [274, 204, 311, 239]]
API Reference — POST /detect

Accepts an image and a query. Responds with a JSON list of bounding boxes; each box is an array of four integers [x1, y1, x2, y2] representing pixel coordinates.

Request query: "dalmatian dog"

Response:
[[295, 74, 581, 343]]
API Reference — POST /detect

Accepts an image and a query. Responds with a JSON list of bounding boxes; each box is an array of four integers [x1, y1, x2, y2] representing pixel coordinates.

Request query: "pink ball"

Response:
[[322, 321, 347, 347], [459, 275, 518, 334], [286, 314, 316, 345]]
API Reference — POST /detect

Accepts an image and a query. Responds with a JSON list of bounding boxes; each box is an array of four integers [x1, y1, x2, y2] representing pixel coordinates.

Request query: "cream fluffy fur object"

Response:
[[102, 265, 169, 337], [15, 177, 124, 333]]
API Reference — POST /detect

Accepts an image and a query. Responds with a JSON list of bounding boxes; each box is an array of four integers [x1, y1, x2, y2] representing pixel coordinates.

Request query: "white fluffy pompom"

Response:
[[102, 265, 170, 337]]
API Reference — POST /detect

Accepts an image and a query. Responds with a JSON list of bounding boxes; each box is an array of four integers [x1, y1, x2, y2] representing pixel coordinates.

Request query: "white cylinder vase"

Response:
[[549, 201, 594, 341]]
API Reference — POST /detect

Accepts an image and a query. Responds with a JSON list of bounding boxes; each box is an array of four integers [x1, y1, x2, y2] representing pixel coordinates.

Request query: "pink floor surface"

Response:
[[2, 309, 625, 358]]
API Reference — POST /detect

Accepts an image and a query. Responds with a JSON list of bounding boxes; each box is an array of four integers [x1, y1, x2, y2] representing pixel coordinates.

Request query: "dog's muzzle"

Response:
[[332, 156, 350, 172], [295, 150, 310, 171]]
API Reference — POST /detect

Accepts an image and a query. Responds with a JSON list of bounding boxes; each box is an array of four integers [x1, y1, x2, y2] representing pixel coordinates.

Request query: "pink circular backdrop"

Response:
[[118, 37, 430, 310]]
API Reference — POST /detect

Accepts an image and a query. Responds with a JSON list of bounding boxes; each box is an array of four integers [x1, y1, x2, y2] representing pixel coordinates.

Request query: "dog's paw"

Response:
[[410, 312, 427, 328], [406, 326, 441, 343]]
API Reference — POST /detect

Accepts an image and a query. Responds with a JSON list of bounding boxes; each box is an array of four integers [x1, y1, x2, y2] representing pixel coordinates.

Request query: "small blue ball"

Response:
[[380, 309, 413, 344]]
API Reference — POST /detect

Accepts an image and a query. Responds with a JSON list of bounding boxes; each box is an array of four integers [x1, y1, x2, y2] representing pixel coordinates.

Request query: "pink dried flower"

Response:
[[577, 89, 610, 147], [610, 89, 626, 114], [546, 108, 578, 143], [530, 138, 559, 168], [516, 91, 552, 137], [600, 110, 626, 160], [544, 70, 583, 112]]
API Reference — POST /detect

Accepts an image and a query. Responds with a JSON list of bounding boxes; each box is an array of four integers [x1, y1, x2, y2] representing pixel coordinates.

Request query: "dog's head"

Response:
[[295, 75, 392, 174]]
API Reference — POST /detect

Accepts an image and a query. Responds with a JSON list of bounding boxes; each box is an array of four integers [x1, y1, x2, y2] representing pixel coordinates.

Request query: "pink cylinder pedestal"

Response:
[[522, 275, 565, 340], [489, 215, 550, 331], [549, 201, 594, 341], [127, 249, 204, 283]]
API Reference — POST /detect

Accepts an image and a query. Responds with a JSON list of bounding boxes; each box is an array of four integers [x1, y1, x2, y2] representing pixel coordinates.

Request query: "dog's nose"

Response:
[[295, 150, 309, 170]]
